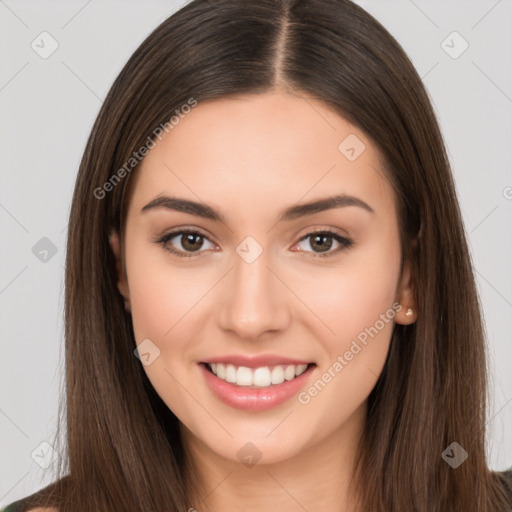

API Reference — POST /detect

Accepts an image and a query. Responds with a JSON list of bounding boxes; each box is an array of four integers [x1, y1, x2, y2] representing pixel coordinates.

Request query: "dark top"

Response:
[[2, 468, 512, 511]]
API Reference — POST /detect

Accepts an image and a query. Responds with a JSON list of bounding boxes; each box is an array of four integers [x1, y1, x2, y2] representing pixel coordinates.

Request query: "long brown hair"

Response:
[[24, 0, 511, 510]]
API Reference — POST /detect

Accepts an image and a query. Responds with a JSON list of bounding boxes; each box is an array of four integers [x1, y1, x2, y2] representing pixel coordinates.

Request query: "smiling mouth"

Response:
[[201, 362, 316, 388]]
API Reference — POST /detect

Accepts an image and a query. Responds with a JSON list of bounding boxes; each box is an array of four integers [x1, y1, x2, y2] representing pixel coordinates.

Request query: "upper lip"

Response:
[[201, 354, 314, 368]]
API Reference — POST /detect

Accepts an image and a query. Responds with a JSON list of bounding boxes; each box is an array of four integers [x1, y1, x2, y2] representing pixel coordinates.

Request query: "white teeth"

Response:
[[207, 362, 311, 388], [236, 366, 253, 386], [270, 366, 285, 385], [284, 365, 296, 381], [216, 363, 226, 380], [295, 364, 308, 376], [253, 367, 271, 387], [225, 364, 236, 383]]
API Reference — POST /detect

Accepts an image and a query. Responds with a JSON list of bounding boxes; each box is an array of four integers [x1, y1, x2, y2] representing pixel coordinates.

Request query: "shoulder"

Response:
[[494, 466, 512, 504], [1, 498, 57, 512], [496, 466, 512, 483], [1, 498, 58, 512], [1, 477, 67, 512]]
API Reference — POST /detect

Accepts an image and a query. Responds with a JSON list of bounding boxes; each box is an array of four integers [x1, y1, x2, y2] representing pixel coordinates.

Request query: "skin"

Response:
[[110, 89, 416, 512]]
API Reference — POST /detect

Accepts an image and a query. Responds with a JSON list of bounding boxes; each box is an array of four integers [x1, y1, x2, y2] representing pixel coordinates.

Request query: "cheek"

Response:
[[126, 242, 208, 343], [125, 246, 205, 424], [296, 239, 401, 348], [293, 233, 401, 415]]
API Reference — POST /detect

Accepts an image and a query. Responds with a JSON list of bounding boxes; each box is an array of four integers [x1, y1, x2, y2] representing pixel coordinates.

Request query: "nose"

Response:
[[218, 248, 290, 341]]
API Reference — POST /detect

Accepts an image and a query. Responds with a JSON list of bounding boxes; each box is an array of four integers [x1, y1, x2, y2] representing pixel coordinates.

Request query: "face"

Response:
[[110, 89, 416, 466]]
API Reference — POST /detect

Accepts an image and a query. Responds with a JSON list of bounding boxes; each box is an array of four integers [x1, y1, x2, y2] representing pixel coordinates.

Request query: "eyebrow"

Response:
[[140, 193, 375, 222]]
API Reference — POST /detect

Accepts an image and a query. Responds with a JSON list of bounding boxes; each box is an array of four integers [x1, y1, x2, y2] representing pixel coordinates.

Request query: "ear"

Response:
[[109, 230, 131, 312], [394, 257, 416, 325]]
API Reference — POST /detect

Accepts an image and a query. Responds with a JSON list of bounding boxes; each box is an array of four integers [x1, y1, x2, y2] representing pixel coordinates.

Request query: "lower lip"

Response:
[[199, 362, 315, 412]]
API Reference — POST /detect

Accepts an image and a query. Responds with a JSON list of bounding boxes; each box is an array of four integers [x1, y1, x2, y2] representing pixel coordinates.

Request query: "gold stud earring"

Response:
[[405, 308, 414, 317]]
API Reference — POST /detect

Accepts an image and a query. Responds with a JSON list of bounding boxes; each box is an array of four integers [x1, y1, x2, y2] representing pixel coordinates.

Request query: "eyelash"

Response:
[[154, 228, 354, 259]]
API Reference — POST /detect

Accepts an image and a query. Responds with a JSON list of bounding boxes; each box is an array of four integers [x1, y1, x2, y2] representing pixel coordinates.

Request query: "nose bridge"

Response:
[[218, 236, 289, 339]]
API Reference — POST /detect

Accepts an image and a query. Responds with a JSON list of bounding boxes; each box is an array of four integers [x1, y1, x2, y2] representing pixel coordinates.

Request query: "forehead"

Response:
[[128, 90, 394, 220]]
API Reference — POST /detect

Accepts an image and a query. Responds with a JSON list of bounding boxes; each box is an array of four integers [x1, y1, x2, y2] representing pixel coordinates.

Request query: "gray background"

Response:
[[1, 0, 511, 506]]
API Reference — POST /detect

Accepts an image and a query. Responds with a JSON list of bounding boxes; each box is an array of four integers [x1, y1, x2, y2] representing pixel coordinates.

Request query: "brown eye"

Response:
[[179, 233, 204, 252], [309, 233, 333, 252], [156, 229, 216, 258], [295, 230, 353, 258]]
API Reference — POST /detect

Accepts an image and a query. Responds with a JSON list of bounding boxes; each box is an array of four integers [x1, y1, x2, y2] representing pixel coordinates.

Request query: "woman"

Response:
[[3, 0, 511, 510]]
